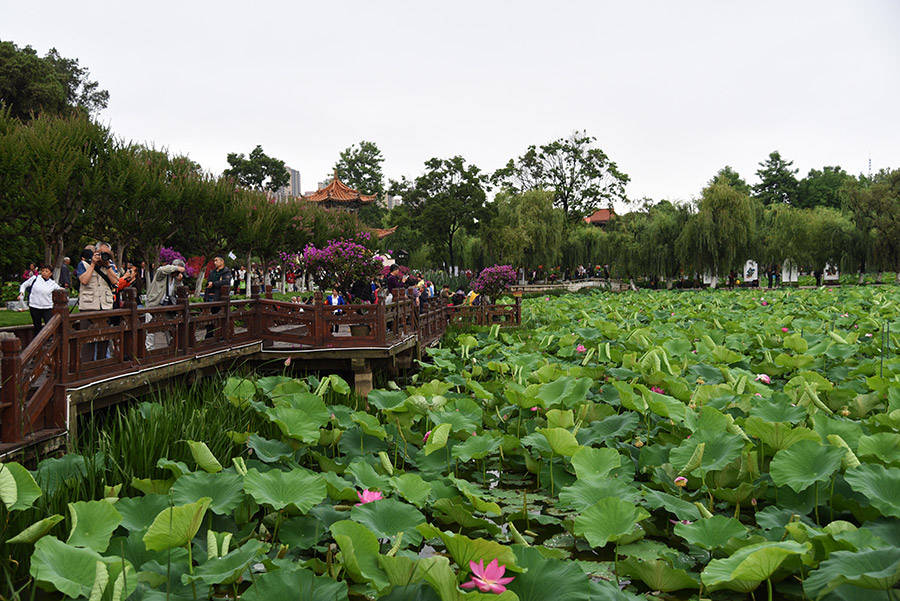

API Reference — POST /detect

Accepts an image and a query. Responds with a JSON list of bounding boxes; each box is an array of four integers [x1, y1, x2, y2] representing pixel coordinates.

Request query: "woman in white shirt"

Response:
[[19, 265, 64, 336]]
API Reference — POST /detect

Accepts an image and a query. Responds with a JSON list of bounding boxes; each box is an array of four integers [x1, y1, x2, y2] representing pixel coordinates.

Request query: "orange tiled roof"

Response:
[[302, 170, 377, 204], [375, 225, 398, 239], [584, 208, 616, 224]]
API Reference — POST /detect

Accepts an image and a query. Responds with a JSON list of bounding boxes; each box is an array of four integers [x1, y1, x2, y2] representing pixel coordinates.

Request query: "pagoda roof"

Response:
[[374, 225, 398, 239], [302, 170, 377, 204]]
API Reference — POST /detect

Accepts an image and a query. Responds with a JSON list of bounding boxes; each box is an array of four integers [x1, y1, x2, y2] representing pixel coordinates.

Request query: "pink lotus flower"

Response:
[[761, 301, 768, 306], [651, 386, 666, 395], [755, 374, 771, 384], [284, 357, 291, 366], [865, 333, 873, 338], [576, 344, 586, 353], [781, 327, 788, 333], [423, 430, 432, 442], [674, 476, 688, 487], [460, 559, 515, 594], [355, 489, 383, 506], [530, 406, 539, 411]]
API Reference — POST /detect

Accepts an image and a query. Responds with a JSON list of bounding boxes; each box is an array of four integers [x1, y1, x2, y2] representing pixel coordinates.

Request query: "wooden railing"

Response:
[[0, 286, 520, 445]]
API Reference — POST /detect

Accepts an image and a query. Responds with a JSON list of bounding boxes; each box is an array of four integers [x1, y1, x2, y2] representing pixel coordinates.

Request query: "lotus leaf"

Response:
[[804, 548, 900, 600], [7, 514, 64, 544], [701, 540, 811, 592], [350, 498, 425, 548], [0, 461, 42, 511], [172, 471, 245, 515], [241, 565, 349, 601], [66, 500, 122, 552], [769, 440, 845, 493], [674, 515, 748, 550], [574, 497, 650, 548], [330, 519, 391, 592], [243, 467, 326, 512], [183, 539, 269, 586], [845, 464, 900, 518], [451, 434, 501, 462]]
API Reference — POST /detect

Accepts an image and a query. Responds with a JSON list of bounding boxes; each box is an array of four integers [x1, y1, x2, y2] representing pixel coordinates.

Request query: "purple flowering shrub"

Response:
[[300, 239, 382, 295], [471, 265, 517, 302], [159, 247, 186, 265]]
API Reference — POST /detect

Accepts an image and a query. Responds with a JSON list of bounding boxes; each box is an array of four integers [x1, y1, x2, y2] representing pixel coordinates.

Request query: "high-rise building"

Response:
[[274, 166, 302, 201]]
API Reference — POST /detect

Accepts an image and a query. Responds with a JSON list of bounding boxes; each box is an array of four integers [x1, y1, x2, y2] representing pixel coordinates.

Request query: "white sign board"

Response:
[[743, 260, 758, 284], [824, 263, 840, 281]]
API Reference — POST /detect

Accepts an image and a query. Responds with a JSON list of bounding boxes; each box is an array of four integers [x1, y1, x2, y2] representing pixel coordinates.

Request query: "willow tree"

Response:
[[644, 200, 691, 288], [677, 179, 755, 288], [486, 189, 565, 271]]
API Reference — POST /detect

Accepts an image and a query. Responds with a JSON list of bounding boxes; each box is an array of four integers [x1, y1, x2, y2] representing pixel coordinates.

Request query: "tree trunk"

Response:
[[281, 261, 287, 293], [876, 272, 883, 284], [666, 275, 674, 290], [629, 277, 637, 291], [194, 268, 206, 298]]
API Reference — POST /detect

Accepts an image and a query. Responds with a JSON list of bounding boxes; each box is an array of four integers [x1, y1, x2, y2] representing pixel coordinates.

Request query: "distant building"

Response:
[[584, 207, 616, 228], [273, 166, 301, 201], [381, 194, 402, 210]]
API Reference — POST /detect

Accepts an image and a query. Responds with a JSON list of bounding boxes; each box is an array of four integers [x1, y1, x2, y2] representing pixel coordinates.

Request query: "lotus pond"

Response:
[[3, 286, 900, 601]]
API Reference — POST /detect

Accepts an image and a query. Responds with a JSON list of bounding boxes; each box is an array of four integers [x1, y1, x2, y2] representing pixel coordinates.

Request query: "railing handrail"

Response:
[[0, 285, 520, 445]]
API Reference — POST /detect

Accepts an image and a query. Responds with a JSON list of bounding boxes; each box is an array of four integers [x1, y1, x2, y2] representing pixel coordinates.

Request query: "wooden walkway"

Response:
[[0, 285, 521, 457]]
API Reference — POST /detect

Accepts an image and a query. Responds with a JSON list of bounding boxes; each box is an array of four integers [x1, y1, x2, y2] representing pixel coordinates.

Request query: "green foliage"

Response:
[[223, 144, 290, 192]]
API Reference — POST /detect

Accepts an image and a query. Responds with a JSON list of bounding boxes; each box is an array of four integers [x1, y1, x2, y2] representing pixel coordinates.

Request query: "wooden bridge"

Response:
[[0, 285, 521, 458]]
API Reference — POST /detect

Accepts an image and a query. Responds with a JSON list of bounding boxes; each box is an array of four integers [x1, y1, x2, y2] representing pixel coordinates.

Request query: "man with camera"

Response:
[[76, 243, 120, 362], [145, 258, 186, 350]]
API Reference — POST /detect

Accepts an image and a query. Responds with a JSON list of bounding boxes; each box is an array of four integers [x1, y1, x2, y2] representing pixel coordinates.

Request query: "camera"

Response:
[[100, 252, 112, 264]]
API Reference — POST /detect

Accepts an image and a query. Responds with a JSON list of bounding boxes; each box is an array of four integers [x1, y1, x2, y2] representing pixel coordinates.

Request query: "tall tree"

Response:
[[0, 41, 108, 121], [223, 145, 289, 192], [406, 156, 487, 269], [753, 151, 799, 206], [334, 140, 385, 198], [334, 140, 386, 228], [677, 177, 755, 288], [493, 130, 629, 221], [485, 189, 565, 270], [708, 166, 751, 195], [796, 166, 854, 209], [644, 200, 692, 288]]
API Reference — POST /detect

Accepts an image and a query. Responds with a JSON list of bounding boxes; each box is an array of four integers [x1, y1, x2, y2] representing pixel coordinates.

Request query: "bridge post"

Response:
[[375, 298, 386, 345], [265, 285, 273, 300], [313, 291, 324, 346], [221, 285, 231, 343], [514, 291, 522, 325], [176, 285, 191, 355], [351, 357, 373, 397], [49, 290, 69, 431], [0, 333, 23, 443], [250, 285, 261, 339], [121, 287, 139, 362]]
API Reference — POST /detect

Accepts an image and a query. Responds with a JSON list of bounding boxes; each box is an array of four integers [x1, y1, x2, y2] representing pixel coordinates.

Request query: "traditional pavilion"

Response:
[[301, 170, 378, 213]]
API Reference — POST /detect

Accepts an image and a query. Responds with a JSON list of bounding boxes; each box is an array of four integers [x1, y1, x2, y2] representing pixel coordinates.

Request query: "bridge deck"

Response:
[[0, 285, 520, 458]]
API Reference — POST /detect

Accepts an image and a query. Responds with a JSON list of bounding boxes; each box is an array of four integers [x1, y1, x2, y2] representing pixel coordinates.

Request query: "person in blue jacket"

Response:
[[324, 288, 345, 333]]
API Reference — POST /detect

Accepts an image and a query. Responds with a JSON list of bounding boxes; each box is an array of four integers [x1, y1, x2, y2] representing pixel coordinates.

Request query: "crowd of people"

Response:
[[14, 248, 496, 341]]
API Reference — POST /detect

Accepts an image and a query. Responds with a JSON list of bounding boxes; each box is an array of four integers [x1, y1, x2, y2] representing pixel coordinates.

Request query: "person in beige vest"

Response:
[[77, 244, 119, 362]]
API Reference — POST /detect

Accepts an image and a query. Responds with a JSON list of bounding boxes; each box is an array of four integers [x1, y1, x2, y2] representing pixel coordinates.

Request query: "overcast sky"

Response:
[[4, 1, 899, 206]]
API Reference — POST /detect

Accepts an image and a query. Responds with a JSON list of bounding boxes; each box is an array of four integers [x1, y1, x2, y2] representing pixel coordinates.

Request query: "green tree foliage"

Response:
[[493, 131, 629, 221], [406, 156, 487, 269], [677, 178, 755, 287], [334, 140, 385, 198], [223, 145, 290, 192], [485, 190, 565, 270], [846, 169, 900, 276], [708, 166, 751, 195], [0, 40, 108, 121], [753, 151, 799, 206], [644, 200, 692, 288], [796, 166, 854, 209]]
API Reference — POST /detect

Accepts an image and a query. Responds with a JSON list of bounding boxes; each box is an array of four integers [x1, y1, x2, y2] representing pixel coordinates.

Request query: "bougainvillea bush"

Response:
[[471, 264, 517, 302], [300, 238, 382, 295], [3, 286, 900, 600]]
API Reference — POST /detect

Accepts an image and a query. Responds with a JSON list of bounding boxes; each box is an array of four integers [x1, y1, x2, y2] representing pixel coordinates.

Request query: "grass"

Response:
[[0, 309, 34, 328]]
